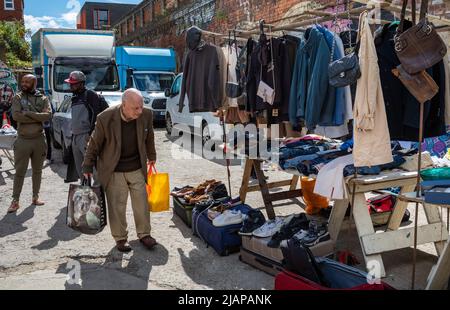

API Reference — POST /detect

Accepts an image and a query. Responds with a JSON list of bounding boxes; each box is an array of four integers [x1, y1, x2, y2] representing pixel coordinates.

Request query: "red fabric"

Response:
[[274, 270, 395, 291], [367, 195, 394, 214]]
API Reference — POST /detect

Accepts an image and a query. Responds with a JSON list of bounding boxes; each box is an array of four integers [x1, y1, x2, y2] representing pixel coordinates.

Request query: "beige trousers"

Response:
[[105, 169, 150, 242]]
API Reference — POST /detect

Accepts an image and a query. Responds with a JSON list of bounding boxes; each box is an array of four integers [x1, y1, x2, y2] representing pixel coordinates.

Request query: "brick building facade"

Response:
[[0, 0, 24, 22], [113, 0, 450, 71], [77, 1, 136, 30]]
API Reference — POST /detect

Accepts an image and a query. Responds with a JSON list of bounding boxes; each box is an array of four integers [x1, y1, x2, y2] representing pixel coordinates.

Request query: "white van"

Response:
[[165, 73, 222, 144]]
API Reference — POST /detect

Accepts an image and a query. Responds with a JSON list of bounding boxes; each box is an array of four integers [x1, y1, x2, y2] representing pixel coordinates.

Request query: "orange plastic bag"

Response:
[[146, 163, 170, 212], [301, 177, 329, 215]]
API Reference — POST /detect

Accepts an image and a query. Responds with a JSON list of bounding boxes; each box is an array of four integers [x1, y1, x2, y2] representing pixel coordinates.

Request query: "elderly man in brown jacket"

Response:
[[82, 88, 157, 252]]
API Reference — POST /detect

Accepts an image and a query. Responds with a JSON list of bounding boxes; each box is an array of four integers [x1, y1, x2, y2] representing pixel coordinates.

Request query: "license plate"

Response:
[[160, 111, 165, 116]]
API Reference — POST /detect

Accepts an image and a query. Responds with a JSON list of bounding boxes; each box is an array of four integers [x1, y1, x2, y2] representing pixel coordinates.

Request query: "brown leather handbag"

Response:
[[392, 65, 439, 104], [394, 0, 447, 75]]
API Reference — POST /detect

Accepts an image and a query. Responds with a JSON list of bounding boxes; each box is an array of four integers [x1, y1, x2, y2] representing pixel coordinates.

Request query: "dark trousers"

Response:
[[44, 127, 52, 160]]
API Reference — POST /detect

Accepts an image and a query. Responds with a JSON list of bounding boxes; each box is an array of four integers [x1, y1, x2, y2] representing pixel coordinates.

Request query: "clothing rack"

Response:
[[354, 0, 450, 26]]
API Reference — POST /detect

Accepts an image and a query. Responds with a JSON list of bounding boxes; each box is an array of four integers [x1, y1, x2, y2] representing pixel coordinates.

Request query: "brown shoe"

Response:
[[116, 240, 132, 252], [140, 236, 157, 250], [7, 201, 20, 213], [32, 198, 45, 206]]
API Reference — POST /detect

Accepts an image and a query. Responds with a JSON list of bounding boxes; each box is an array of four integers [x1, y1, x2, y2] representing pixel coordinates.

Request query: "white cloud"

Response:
[[25, 1, 82, 36]]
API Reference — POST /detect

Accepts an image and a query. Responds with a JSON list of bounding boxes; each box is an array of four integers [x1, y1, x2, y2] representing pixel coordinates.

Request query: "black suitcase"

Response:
[[172, 196, 194, 227]]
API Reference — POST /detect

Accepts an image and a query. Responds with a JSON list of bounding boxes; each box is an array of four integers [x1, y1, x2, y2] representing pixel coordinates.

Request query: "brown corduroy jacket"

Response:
[[82, 104, 156, 188]]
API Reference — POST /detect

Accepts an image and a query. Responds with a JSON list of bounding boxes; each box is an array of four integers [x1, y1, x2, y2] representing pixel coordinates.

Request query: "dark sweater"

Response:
[[115, 119, 142, 172], [179, 43, 222, 113]]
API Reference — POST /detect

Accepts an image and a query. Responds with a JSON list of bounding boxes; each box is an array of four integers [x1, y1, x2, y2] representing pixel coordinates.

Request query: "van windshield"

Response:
[[54, 58, 119, 92], [133, 73, 174, 92]]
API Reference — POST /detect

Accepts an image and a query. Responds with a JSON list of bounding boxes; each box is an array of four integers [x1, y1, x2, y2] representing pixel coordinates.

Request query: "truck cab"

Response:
[[32, 29, 120, 110], [116, 47, 176, 122]]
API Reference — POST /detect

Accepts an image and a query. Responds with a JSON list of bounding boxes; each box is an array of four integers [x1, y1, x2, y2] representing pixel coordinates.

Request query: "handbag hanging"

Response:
[[392, 65, 439, 104], [394, 0, 447, 75], [328, 2, 361, 88]]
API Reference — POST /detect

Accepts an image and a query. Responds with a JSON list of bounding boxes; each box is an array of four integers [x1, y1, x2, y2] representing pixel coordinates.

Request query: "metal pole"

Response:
[[412, 101, 424, 290]]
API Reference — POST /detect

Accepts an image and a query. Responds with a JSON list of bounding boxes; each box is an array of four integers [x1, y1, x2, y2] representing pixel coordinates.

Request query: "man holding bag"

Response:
[[82, 88, 157, 252]]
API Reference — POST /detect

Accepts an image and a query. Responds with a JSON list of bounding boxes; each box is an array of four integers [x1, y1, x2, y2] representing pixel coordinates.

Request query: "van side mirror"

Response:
[[34, 67, 43, 76], [126, 68, 134, 89], [165, 88, 171, 97]]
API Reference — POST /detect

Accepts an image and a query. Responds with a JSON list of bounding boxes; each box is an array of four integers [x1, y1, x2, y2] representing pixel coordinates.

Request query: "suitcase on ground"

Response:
[[277, 241, 395, 290], [173, 196, 194, 227], [240, 235, 335, 276], [275, 261, 394, 290], [239, 247, 284, 276], [192, 204, 253, 256]]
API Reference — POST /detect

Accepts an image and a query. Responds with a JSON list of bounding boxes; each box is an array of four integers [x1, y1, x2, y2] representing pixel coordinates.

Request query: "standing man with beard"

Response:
[[8, 75, 51, 213], [65, 71, 108, 181]]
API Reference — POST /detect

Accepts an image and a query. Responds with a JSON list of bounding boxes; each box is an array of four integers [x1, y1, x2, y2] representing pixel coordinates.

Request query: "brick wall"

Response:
[[114, 0, 450, 71], [0, 0, 23, 22]]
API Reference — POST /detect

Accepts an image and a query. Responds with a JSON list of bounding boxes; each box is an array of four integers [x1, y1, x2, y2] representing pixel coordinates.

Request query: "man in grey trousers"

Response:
[[65, 71, 108, 181]]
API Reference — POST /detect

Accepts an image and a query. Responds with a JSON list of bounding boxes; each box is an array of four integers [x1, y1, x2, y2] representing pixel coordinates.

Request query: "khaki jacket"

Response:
[[82, 105, 157, 188], [11, 91, 51, 138], [353, 11, 393, 167]]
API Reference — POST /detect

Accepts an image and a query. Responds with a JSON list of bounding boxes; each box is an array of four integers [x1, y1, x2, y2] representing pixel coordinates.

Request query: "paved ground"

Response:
[[0, 127, 447, 290]]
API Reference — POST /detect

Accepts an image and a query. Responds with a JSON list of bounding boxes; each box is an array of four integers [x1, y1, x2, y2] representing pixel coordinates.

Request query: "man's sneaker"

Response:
[[213, 210, 243, 227], [267, 213, 309, 248], [300, 221, 331, 247], [239, 210, 266, 236], [252, 217, 284, 238]]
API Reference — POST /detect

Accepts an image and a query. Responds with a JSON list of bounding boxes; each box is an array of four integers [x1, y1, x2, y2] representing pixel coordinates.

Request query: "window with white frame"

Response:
[[4, 0, 15, 10]]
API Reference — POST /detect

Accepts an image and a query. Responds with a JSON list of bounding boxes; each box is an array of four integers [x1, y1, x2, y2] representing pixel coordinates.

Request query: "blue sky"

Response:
[[24, 0, 141, 35]]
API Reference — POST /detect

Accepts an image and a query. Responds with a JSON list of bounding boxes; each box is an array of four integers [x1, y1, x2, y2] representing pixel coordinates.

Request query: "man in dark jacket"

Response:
[[65, 71, 108, 180]]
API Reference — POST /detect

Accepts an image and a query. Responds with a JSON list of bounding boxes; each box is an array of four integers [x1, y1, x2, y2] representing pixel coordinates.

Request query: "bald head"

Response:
[[121, 88, 144, 121], [21, 74, 37, 93]]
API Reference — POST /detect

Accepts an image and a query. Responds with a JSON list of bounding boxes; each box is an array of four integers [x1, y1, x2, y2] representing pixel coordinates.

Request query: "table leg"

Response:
[[289, 175, 299, 191], [328, 199, 349, 241], [352, 192, 386, 277], [423, 203, 447, 256], [426, 238, 450, 290], [239, 159, 253, 203], [253, 160, 276, 220], [387, 184, 416, 231]]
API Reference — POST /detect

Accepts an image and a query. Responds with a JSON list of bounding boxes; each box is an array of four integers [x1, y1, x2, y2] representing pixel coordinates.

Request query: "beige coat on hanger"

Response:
[[353, 11, 393, 167]]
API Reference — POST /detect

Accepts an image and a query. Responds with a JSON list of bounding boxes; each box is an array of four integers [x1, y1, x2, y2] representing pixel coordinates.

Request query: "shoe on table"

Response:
[[140, 236, 157, 250], [239, 209, 266, 236], [213, 210, 243, 227], [300, 222, 330, 247], [267, 213, 309, 248], [8, 201, 20, 213], [32, 198, 45, 206], [116, 240, 132, 252], [252, 217, 284, 238]]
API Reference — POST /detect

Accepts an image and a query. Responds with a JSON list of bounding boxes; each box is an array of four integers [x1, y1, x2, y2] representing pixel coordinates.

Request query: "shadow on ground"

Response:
[[55, 243, 169, 290], [32, 207, 82, 250], [0, 204, 36, 238]]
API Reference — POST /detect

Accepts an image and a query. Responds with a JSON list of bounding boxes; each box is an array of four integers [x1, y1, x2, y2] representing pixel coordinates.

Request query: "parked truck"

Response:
[[115, 46, 176, 122], [31, 28, 120, 110]]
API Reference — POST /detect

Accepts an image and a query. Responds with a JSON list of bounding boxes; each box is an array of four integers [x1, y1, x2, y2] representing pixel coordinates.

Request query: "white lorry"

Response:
[[31, 28, 120, 109]]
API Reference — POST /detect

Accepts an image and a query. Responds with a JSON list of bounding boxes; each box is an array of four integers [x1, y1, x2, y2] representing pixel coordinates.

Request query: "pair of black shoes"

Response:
[[267, 213, 310, 248]]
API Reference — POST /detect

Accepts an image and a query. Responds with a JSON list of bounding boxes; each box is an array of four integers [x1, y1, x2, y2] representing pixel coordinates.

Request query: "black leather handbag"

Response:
[[328, 52, 361, 88], [328, 33, 361, 88]]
